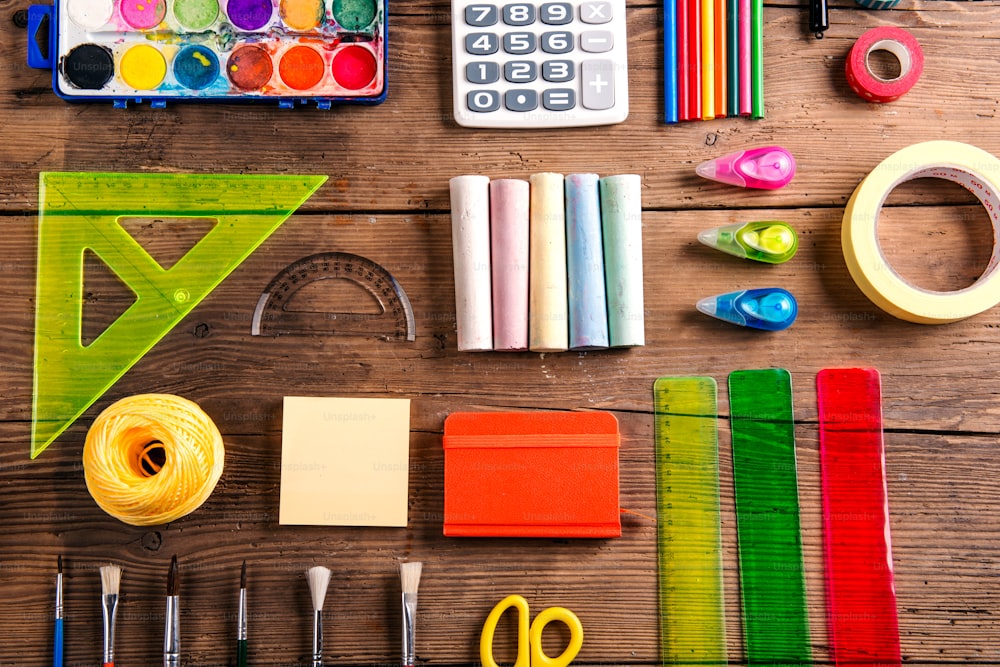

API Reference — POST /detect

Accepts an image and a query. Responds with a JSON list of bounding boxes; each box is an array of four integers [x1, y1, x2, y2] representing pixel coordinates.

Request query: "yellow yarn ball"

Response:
[[83, 394, 225, 526]]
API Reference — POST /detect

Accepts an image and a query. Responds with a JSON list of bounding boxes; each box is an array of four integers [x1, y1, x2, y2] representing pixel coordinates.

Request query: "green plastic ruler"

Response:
[[653, 376, 727, 666], [729, 369, 811, 665], [32, 172, 327, 458]]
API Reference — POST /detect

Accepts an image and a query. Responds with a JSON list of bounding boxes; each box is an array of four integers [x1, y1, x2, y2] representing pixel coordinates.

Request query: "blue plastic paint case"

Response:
[[26, 0, 387, 107]]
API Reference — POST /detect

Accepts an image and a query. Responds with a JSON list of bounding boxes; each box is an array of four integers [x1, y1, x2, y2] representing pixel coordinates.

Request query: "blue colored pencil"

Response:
[[664, 0, 679, 123]]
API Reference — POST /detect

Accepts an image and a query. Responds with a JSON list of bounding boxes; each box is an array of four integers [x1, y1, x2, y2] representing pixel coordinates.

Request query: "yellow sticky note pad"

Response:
[[279, 396, 411, 527]]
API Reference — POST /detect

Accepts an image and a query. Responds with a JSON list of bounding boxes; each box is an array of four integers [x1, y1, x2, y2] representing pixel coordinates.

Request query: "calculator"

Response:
[[451, 0, 629, 128]]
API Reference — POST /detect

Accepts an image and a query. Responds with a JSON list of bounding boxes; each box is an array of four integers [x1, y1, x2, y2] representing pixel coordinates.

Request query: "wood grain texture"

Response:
[[2, 0, 1000, 664]]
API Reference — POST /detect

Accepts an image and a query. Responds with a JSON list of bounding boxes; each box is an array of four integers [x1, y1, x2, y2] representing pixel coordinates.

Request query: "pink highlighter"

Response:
[[696, 146, 796, 189]]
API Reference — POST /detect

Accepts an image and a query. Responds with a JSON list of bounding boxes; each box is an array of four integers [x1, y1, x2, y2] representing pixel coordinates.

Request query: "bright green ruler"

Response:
[[728, 369, 811, 665], [32, 172, 327, 458], [653, 376, 727, 666]]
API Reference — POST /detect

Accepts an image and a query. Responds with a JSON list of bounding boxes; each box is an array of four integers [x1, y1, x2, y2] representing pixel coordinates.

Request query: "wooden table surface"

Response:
[[3, 0, 1000, 664]]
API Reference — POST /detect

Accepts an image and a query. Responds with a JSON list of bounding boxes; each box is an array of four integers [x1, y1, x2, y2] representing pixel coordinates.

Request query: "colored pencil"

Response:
[[727, 0, 740, 114], [701, 0, 714, 119], [751, 0, 764, 118], [688, 0, 702, 120], [714, 0, 728, 117], [664, 0, 679, 123], [739, 0, 752, 115], [677, 0, 691, 120]]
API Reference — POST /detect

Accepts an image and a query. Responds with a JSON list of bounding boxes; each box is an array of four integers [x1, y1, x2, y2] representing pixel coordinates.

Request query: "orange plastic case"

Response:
[[443, 411, 621, 538]]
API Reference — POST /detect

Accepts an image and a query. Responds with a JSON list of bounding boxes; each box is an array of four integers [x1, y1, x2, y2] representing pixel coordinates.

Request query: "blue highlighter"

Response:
[[697, 287, 798, 331]]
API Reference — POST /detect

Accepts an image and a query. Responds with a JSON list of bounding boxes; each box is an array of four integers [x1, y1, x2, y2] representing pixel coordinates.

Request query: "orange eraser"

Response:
[[443, 411, 621, 538]]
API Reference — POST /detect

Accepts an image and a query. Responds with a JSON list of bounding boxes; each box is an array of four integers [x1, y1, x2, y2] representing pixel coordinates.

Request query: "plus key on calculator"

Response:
[[451, 0, 629, 128]]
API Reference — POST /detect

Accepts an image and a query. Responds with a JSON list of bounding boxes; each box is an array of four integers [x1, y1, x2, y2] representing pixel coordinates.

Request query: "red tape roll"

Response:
[[845, 27, 923, 103]]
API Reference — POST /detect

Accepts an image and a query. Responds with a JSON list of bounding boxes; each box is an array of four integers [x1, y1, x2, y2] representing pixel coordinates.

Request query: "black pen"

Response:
[[809, 0, 829, 39]]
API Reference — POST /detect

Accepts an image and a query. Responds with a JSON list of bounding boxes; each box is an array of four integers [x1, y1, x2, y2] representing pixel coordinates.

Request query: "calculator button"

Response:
[[581, 30, 613, 52], [505, 89, 538, 111], [580, 1, 612, 23], [582, 59, 614, 109], [543, 88, 576, 110], [503, 3, 536, 25], [468, 90, 501, 112], [466, 33, 499, 55], [540, 2, 573, 24], [542, 59, 574, 82], [467, 61, 500, 83], [465, 4, 499, 26], [503, 32, 537, 54], [541, 31, 574, 54], [505, 60, 538, 83]]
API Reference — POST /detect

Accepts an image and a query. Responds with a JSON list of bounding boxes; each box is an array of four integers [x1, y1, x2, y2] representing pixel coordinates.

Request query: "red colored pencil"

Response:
[[688, 0, 702, 120]]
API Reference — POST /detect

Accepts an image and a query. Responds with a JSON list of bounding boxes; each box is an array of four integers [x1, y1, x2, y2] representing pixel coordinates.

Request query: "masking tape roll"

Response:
[[842, 140, 1000, 324], [845, 27, 923, 103], [84, 394, 225, 526]]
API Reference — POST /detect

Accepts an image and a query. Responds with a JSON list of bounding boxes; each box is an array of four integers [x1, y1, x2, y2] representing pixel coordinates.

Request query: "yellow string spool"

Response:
[[83, 394, 225, 526]]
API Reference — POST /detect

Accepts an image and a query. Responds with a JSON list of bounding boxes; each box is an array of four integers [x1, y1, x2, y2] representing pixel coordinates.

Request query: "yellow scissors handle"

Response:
[[480, 595, 584, 667], [528, 605, 583, 667]]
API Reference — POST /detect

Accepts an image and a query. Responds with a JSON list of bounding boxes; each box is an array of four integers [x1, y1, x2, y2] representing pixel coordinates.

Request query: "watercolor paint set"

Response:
[[26, 0, 387, 107]]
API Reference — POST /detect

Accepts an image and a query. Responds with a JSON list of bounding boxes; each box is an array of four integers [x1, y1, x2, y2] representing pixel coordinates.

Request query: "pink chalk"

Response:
[[490, 179, 530, 351]]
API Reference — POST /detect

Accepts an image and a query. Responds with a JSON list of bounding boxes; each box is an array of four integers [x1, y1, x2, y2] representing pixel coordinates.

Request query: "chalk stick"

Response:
[[490, 178, 530, 351], [450, 174, 493, 351], [565, 173, 609, 350], [529, 172, 569, 352], [600, 174, 645, 347]]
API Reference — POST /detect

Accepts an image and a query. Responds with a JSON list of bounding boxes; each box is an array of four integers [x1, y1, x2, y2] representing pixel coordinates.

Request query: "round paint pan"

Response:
[[331, 0, 375, 30], [279, 0, 323, 30], [174, 44, 220, 89], [227, 43, 273, 90], [278, 44, 324, 90], [119, 44, 167, 89], [173, 0, 220, 30], [226, 0, 273, 31], [67, 0, 114, 29], [63, 43, 114, 89], [331, 43, 377, 90], [119, 0, 167, 29]]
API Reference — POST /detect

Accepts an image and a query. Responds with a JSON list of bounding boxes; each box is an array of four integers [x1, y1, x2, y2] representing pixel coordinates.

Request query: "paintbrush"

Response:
[[237, 560, 248, 667], [307, 566, 331, 667], [399, 562, 423, 667], [99, 564, 122, 667], [54, 556, 63, 667], [164, 555, 180, 667]]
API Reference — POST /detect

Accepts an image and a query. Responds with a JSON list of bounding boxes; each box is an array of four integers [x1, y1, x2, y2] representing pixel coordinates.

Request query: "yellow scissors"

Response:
[[480, 594, 584, 667]]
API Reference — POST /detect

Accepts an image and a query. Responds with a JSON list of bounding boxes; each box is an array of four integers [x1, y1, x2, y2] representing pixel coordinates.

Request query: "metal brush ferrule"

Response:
[[238, 588, 248, 641], [55, 572, 63, 620], [402, 591, 418, 666], [312, 609, 323, 667], [102, 594, 119, 664], [164, 595, 180, 667]]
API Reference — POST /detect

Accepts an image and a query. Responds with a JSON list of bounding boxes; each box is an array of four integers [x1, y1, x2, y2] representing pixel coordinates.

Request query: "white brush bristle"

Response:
[[100, 564, 122, 595], [399, 561, 423, 594], [307, 566, 331, 611]]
